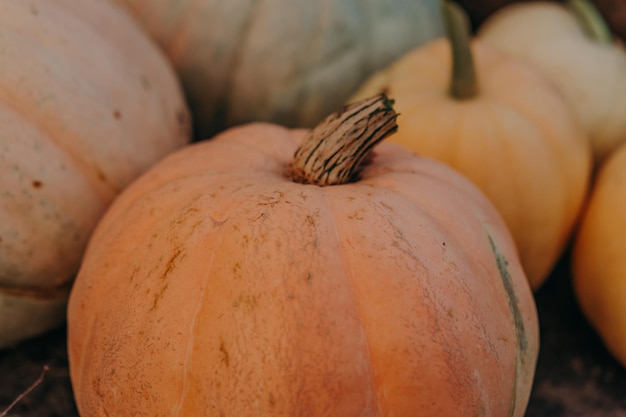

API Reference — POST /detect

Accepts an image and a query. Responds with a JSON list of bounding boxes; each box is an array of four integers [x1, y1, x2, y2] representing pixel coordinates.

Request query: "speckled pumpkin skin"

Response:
[[0, 0, 190, 347], [112, 0, 444, 138], [68, 123, 539, 417]]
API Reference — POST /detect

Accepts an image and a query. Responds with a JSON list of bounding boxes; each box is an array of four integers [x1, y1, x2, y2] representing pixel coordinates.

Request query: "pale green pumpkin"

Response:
[[112, 0, 444, 138]]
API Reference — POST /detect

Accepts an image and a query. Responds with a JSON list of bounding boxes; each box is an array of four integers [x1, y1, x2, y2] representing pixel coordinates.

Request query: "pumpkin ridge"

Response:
[[0, 88, 117, 202], [478, 97, 571, 284], [172, 240, 221, 415], [221, 0, 266, 125], [277, 0, 357, 91], [324, 140, 492, 412], [359, 166, 525, 413], [319, 185, 384, 416], [488, 233, 527, 417]]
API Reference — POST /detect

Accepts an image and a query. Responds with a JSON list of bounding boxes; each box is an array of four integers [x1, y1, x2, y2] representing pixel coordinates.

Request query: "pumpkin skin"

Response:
[[349, 36, 591, 290], [478, 1, 626, 165], [572, 142, 626, 367], [67, 100, 539, 417], [0, 0, 191, 348], [111, 0, 444, 138]]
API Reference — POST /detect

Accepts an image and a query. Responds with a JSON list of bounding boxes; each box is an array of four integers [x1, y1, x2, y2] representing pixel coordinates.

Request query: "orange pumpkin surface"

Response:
[[0, 0, 190, 347], [68, 96, 539, 417], [572, 142, 626, 367]]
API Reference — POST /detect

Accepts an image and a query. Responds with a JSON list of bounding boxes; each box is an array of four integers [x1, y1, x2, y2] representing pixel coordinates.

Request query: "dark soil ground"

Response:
[[1, 252, 625, 416]]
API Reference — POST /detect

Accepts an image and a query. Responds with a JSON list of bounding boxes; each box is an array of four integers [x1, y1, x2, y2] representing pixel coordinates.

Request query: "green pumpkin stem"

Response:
[[290, 94, 398, 186], [566, 0, 613, 44], [442, 0, 479, 99]]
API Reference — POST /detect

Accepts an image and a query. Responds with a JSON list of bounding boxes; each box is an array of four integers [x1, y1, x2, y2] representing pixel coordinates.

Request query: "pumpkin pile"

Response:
[[476, 0, 626, 369], [351, 0, 626, 368], [2, 0, 625, 415]]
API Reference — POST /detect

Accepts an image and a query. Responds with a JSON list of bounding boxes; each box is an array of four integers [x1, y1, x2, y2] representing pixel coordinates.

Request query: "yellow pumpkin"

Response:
[[349, 1, 591, 290], [572, 142, 626, 367], [0, 0, 190, 348], [67, 95, 539, 417], [478, 0, 626, 165]]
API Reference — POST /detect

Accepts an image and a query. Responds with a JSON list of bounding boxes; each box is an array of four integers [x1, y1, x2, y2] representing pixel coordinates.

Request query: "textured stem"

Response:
[[567, 0, 613, 44], [290, 94, 398, 186], [442, 0, 478, 99]]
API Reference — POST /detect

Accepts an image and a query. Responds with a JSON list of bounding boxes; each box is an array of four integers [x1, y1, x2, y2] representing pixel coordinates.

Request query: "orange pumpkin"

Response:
[[572, 142, 626, 367], [0, 0, 190, 348], [350, 1, 591, 290], [68, 95, 539, 417]]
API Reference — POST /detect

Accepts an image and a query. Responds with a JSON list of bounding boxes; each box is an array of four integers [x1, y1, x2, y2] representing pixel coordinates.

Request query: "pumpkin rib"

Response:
[[479, 101, 523, 225], [0, 106, 116, 290], [1, 2, 137, 95], [0, 4, 173, 196], [335, 171, 509, 413], [361, 162, 537, 414], [487, 233, 527, 417], [0, 17, 118, 181], [172, 232, 223, 416], [449, 103, 477, 180], [480, 94, 587, 283], [220, 0, 267, 123], [68, 174, 224, 408], [69, 182, 217, 414], [0, 92, 117, 200], [318, 185, 384, 416], [489, 80, 590, 206]]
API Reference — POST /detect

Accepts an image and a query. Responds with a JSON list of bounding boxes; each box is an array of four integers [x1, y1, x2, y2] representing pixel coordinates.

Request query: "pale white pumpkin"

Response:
[[478, 1, 626, 165], [0, 0, 190, 348]]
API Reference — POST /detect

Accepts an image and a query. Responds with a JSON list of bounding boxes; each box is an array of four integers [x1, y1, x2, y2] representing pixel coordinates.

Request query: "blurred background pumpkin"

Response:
[[456, 0, 626, 42], [477, 0, 626, 165], [111, 0, 445, 139], [0, 0, 191, 348]]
